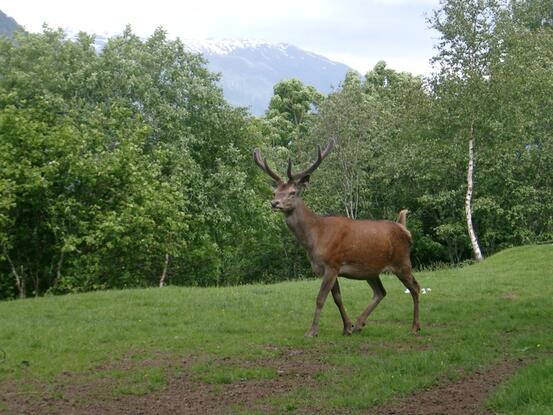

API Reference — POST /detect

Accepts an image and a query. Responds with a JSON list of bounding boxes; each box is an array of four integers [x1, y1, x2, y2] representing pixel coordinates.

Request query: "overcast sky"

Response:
[[2, 0, 441, 75]]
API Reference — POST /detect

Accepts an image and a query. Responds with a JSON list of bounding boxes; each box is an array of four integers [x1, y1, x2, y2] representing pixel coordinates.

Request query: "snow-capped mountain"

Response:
[[184, 38, 280, 56], [183, 38, 352, 115]]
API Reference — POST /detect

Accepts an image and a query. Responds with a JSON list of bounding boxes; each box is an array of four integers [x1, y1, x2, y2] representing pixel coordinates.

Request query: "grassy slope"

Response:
[[0, 244, 552, 413]]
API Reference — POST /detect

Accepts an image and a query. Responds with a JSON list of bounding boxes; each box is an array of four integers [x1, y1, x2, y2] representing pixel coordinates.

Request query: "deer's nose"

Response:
[[271, 200, 280, 209]]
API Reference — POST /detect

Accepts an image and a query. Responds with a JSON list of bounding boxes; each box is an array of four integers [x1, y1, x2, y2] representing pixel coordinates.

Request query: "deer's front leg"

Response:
[[305, 267, 338, 337]]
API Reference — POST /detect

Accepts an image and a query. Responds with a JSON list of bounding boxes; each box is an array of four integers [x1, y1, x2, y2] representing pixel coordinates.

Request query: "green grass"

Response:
[[109, 366, 168, 396], [192, 360, 276, 384], [486, 358, 553, 415], [0, 244, 552, 414]]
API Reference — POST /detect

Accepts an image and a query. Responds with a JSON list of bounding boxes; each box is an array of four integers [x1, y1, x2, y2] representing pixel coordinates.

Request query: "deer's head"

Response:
[[253, 140, 335, 213]]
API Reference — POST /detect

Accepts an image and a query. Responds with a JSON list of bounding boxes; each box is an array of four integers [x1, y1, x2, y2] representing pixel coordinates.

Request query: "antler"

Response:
[[287, 138, 335, 181], [253, 148, 283, 183]]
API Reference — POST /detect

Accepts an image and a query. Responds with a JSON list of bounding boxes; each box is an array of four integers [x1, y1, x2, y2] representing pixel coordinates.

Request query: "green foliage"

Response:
[[301, 70, 378, 219], [0, 27, 283, 299], [264, 78, 323, 148], [1, 0, 552, 297]]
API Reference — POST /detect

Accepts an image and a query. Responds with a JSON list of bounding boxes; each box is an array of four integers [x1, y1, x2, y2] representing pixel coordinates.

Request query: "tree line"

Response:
[[1, 0, 552, 299]]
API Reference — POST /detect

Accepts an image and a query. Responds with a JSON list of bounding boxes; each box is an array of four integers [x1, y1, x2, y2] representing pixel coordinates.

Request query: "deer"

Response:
[[253, 139, 421, 337]]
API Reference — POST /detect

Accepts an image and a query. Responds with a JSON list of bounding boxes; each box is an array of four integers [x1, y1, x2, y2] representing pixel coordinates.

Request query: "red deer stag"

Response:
[[253, 140, 421, 337]]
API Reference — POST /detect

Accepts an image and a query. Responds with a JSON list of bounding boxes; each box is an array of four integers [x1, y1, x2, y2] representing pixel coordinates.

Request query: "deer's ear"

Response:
[[298, 175, 311, 187], [270, 180, 281, 189]]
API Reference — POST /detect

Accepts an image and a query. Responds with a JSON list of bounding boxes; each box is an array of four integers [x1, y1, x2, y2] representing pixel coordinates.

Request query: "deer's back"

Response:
[[313, 216, 411, 277]]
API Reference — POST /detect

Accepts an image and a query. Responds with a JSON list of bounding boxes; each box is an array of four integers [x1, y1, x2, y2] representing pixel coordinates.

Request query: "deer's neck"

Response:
[[285, 200, 320, 252]]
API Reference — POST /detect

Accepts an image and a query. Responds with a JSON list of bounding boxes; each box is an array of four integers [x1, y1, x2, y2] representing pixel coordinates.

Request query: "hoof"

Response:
[[342, 323, 354, 336], [352, 325, 363, 333], [352, 321, 365, 333], [305, 329, 318, 337], [410, 325, 421, 335]]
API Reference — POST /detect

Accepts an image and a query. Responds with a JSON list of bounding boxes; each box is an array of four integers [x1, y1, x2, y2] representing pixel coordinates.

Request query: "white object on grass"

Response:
[[405, 288, 432, 294]]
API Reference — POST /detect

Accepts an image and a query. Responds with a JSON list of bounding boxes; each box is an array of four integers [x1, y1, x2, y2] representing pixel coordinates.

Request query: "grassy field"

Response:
[[0, 244, 552, 414]]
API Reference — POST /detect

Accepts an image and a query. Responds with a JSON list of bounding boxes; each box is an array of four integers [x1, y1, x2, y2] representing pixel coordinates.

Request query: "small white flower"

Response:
[[405, 287, 432, 294]]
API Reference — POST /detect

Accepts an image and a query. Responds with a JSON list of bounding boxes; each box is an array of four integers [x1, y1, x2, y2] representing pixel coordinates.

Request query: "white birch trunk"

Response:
[[3, 248, 26, 298], [159, 253, 170, 287], [465, 137, 484, 261]]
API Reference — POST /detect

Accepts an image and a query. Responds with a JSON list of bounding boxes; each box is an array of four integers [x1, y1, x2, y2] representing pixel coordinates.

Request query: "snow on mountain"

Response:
[[184, 38, 352, 115], [184, 38, 287, 56]]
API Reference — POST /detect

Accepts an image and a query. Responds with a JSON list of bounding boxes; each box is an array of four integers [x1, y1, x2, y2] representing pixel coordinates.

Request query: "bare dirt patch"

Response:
[[0, 347, 328, 415], [0, 349, 527, 415], [373, 358, 527, 415]]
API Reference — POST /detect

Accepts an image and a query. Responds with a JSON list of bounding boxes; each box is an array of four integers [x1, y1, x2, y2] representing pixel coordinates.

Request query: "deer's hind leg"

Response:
[[395, 266, 421, 334], [331, 279, 354, 335], [353, 276, 386, 333]]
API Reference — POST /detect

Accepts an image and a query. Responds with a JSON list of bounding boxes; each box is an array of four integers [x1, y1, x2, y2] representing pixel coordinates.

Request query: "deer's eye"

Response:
[[290, 191, 296, 196]]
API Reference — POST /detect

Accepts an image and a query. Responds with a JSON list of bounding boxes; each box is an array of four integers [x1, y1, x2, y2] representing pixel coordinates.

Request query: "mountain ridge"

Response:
[[0, 10, 22, 37], [186, 38, 351, 114]]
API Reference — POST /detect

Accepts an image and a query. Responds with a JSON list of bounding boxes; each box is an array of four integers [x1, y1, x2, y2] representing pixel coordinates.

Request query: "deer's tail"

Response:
[[397, 209, 412, 244], [397, 209, 409, 227]]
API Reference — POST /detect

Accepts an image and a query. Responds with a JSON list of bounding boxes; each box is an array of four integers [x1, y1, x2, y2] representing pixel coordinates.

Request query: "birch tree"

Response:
[[429, 0, 503, 261]]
